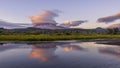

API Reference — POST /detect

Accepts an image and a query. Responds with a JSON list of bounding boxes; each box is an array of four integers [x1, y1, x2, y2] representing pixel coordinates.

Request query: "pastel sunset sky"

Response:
[[0, 0, 120, 29]]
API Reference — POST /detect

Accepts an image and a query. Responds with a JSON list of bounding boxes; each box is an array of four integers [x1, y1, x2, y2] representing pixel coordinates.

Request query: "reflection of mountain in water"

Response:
[[29, 43, 57, 62], [0, 43, 28, 52], [99, 47, 120, 58]]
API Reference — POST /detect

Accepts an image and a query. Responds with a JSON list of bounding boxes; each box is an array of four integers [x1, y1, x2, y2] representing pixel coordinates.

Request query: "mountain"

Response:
[[33, 23, 65, 29], [95, 27, 105, 30], [94, 27, 106, 33]]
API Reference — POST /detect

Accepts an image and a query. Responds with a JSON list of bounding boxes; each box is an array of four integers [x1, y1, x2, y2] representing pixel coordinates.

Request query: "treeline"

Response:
[[106, 28, 120, 35], [0, 27, 120, 35]]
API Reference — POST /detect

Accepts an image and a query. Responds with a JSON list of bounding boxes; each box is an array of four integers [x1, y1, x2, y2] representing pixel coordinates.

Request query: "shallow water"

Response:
[[0, 41, 120, 68]]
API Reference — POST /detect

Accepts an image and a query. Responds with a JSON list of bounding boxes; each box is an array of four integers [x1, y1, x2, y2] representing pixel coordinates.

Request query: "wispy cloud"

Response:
[[97, 12, 120, 23], [0, 19, 28, 29], [60, 20, 88, 28]]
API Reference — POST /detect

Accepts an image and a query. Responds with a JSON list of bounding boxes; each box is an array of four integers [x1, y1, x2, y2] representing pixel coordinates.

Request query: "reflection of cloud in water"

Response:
[[29, 44, 57, 62], [0, 42, 85, 62], [99, 47, 120, 58], [29, 42, 85, 62], [61, 45, 85, 52]]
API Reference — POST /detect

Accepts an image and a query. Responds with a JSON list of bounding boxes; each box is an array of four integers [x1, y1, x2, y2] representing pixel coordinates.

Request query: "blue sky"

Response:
[[0, 0, 120, 28]]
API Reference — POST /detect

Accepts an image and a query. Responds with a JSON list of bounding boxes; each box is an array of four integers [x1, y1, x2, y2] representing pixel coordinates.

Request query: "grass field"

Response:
[[0, 35, 120, 41]]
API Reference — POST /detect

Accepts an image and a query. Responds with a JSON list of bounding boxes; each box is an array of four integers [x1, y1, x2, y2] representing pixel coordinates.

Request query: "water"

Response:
[[0, 41, 120, 68]]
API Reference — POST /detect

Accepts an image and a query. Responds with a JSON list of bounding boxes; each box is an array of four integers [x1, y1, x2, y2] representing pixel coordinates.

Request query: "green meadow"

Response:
[[0, 28, 120, 41], [0, 35, 120, 41]]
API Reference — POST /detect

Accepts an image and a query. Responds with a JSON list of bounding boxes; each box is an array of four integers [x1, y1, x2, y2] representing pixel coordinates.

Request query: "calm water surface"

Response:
[[0, 41, 120, 68]]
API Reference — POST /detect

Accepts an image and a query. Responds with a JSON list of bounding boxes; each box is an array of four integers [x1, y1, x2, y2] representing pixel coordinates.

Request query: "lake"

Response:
[[0, 40, 120, 68]]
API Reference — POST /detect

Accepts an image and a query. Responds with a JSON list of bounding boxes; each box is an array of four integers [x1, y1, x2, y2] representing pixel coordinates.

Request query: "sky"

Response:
[[0, 0, 120, 29]]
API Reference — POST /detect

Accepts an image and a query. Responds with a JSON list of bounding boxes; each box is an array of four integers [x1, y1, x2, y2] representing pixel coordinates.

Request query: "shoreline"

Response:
[[0, 39, 120, 46], [0, 35, 120, 46]]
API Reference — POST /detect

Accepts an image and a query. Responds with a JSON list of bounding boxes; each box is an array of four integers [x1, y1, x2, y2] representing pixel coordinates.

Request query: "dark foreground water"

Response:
[[0, 41, 120, 68]]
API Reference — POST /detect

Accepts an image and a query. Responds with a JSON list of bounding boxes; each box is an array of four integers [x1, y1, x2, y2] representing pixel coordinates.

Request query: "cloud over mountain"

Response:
[[29, 10, 60, 27], [98, 12, 120, 23], [60, 20, 88, 28], [0, 9, 88, 29], [29, 10, 87, 29]]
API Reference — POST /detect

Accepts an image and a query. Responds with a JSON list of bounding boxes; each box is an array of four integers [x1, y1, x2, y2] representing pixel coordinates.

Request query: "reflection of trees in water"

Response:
[[0, 43, 4, 45], [29, 43, 57, 62], [99, 47, 120, 58], [96, 40, 120, 45]]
